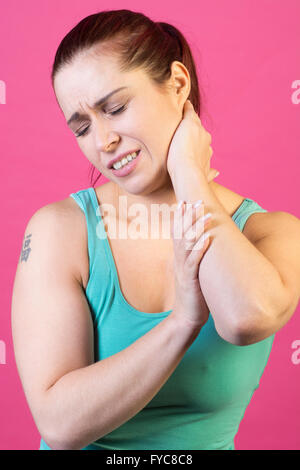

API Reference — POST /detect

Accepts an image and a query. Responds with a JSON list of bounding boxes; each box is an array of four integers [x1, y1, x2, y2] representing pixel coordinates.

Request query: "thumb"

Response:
[[207, 168, 220, 183]]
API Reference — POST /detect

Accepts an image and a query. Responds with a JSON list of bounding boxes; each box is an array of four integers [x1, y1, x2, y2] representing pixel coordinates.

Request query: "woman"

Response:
[[11, 9, 300, 450]]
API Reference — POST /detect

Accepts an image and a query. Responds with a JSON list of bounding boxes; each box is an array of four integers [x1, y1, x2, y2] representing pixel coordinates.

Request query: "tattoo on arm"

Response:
[[19, 233, 32, 263]]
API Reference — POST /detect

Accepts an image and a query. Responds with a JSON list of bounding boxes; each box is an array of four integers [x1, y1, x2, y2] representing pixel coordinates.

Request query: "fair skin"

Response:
[[54, 48, 185, 210], [52, 48, 242, 314], [11, 46, 300, 449], [54, 48, 300, 333]]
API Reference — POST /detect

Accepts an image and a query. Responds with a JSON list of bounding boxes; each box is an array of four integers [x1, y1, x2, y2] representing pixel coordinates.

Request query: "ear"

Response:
[[170, 60, 191, 103]]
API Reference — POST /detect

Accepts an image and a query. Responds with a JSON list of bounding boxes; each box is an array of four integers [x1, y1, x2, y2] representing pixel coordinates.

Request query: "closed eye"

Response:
[[75, 105, 127, 138], [109, 104, 126, 115]]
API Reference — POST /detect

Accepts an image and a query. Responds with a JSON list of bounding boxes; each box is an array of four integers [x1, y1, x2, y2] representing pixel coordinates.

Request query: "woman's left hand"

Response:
[[167, 100, 217, 182]]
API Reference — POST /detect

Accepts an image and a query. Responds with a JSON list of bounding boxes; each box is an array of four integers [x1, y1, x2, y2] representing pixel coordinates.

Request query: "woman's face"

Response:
[[54, 49, 189, 195]]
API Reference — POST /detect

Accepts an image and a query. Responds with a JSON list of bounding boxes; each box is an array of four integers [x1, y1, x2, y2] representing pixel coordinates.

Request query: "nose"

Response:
[[94, 117, 120, 152]]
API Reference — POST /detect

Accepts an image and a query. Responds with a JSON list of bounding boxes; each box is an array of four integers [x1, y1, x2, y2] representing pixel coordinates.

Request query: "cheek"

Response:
[[77, 140, 99, 167]]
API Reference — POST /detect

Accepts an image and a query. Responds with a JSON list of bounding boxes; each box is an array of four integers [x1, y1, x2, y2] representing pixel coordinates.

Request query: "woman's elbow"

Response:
[[36, 404, 84, 450], [214, 308, 275, 346], [41, 425, 84, 450]]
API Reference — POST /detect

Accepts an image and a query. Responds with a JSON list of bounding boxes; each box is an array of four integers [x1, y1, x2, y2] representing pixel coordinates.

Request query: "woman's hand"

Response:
[[167, 100, 218, 183], [170, 199, 212, 329]]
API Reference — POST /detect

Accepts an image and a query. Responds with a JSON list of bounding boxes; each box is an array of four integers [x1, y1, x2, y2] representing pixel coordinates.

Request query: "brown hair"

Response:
[[51, 9, 206, 186]]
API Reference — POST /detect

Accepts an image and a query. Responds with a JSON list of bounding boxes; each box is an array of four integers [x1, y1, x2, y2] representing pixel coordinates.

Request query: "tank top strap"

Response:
[[69, 187, 111, 277], [232, 197, 268, 232]]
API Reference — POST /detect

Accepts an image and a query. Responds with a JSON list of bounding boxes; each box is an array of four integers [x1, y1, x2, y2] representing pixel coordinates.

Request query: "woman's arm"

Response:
[[11, 203, 201, 450], [169, 166, 294, 345]]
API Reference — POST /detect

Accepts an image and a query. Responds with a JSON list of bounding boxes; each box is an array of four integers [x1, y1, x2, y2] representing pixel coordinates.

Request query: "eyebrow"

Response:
[[67, 86, 128, 126]]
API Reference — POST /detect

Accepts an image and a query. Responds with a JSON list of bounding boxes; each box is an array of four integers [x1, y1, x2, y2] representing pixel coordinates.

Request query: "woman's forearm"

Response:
[[40, 312, 201, 450], [169, 166, 289, 343]]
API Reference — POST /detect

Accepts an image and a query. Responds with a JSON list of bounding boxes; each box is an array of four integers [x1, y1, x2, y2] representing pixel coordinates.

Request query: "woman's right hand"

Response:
[[170, 199, 212, 329]]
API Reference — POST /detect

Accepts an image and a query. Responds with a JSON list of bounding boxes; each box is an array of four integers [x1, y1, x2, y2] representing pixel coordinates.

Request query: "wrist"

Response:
[[169, 309, 204, 334], [168, 161, 205, 180], [169, 164, 209, 203], [165, 313, 202, 350]]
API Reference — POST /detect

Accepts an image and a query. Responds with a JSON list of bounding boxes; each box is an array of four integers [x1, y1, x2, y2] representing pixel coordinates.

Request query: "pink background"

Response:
[[1, 0, 300, 450]]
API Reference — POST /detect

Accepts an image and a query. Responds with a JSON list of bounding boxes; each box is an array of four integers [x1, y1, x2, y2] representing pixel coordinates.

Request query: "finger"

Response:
[[207, 168, 220, 183], [184, 229, 211, 279], [171, 200, 185, 241], [183, 100, 192, 116], [187, 231, 211, 265], [182, 201, 204, 233], [184, 213, 212, 250], [183, 208, 209, 253], [172, 200, 189, 265], [184, 100, 199, 118]]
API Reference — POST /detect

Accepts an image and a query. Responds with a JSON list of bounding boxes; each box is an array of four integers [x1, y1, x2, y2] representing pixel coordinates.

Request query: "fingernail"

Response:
[[193, 199, 203, 208], [201, 212, 212, 222], [215, 171, 220, 177], [202, 232, 211, 243], [177, 200, 184, 210]]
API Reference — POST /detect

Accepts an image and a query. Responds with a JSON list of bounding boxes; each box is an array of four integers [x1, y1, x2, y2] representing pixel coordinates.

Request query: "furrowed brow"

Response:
[[67, 86, 128, 126]]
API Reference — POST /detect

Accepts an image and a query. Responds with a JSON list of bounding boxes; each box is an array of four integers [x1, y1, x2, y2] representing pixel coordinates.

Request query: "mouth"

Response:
[[110, 150, 142, 178], [107, 149, 140, 169]]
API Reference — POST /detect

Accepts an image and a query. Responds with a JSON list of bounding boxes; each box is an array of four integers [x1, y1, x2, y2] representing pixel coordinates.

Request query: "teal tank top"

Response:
[[39, 187, 275, 450]]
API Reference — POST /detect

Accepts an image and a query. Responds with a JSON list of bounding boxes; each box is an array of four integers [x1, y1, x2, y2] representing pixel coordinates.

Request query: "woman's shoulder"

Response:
[[212, 182, 298, 243], [30, 195, 87, 228], [209, 181, 246, 217], [27, 195, 89, 287]]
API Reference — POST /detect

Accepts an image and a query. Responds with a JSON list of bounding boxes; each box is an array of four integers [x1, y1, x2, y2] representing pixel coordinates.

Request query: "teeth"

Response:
[[112, 151, 139, 170]]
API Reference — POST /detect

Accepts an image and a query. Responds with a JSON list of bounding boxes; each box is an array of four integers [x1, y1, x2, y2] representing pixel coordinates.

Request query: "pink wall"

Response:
[[1, 0, 299, 450]]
